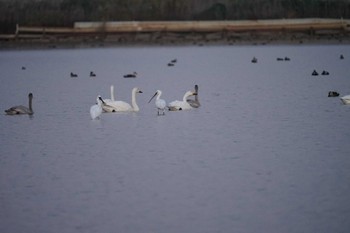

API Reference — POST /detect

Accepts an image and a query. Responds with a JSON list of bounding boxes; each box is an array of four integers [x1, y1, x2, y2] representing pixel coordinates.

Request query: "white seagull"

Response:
[[5, 93, 34, 115], [102, 87, 143, 112], [149, 90, 167, 115]]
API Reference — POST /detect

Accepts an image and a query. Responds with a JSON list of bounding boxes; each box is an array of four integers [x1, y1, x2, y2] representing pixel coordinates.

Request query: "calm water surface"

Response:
[[1, 45, 350, 233]]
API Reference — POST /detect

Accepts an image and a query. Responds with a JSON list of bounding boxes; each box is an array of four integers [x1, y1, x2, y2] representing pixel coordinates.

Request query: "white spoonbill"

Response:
[[168, 90, 197, 111], [5, 93, 34, 115], [102, 87, 143, 112], [90, 95, 105, 120], [340, 95, 350, 105], [149, 90, 167, 115], [186, 84, 200, 108]]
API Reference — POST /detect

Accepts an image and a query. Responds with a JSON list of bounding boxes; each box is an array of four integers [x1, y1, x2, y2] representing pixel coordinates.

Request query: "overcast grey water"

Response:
[[1, 45, 350, 233]]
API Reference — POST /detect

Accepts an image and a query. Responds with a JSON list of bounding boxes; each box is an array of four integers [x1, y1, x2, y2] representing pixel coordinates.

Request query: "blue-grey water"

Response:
[[0, 45, 350, 233]]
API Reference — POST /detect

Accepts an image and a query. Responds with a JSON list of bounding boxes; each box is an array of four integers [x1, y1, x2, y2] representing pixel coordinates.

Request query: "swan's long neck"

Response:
[[131, 89, 139, 111], [111, 85, 115, 101], [28, 95, 33, 113], [183, 91, 192, 102], [195, 86, 199, 101]]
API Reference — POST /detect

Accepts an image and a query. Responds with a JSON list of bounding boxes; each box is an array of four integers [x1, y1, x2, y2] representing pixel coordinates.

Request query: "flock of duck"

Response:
[[320, 54, 350, 104], [89, 84, 200, 119], [70, 71, 139, 79], [251, 53, 350, 105]]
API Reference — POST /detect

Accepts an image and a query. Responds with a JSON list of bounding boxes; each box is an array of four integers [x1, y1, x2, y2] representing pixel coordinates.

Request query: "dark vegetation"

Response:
[[1, 0, 350, 33]]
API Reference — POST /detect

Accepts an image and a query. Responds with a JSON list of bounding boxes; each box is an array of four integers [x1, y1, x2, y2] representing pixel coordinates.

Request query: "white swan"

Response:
[[168, 90, 197, 111], [102, 85, 117, 112], [340, 95, 350, 105], [5, 93, 34, 115], [90, 95, 105, 120], [102, 85, 115, 112], [186, 84, 200, 108], [149, 90, 166, 115], [102, 85, 116, 103], [102, 87, 143, 112]]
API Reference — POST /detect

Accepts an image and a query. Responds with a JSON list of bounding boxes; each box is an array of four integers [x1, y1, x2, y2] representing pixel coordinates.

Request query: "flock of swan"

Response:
[[3, 84, 200, 119], [89, 84, 200, 119]]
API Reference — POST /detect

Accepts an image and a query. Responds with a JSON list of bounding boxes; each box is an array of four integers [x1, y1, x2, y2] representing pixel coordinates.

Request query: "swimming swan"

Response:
[[340, 95, 350, 105], [102, 87, 143, 112], [187, 85, 200, 108], [102, 85, 116, 104], [90, 95, 105, 120], [149, 90, 166, 115], [168, 90, 197, 111], [5, 93, 34, 115], [102, 85, 120, 112]]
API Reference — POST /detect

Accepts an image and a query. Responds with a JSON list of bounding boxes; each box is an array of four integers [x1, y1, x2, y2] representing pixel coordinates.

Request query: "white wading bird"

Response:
[[90, 95, 105, 120], [186, 84, 200, 108], [168, 90, 197, 111], [5, 93, 34, 115], [149, 90, 167, 115], [102, 87, 143, 112]]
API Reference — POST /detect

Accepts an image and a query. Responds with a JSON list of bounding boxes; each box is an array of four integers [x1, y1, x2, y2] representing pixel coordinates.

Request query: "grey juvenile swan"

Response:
[[187, 85, 200, 108], [5, 93, 34, 115]]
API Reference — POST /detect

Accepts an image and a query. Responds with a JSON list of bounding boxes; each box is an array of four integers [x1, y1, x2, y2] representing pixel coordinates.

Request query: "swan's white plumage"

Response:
[[168, 90, 197, 111], [103, 85, 115, 102], [102, 87, 142, 112], [102, 85, 117, 112], [340, 95, 350, 105], [90, 95, 104, 120]]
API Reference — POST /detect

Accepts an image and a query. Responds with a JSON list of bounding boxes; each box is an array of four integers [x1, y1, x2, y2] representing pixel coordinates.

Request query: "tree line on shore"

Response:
[[0, 0, 349, 33]]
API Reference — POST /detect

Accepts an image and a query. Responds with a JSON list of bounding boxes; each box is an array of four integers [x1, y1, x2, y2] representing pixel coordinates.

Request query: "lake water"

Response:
[[0, 44, 350, 233]]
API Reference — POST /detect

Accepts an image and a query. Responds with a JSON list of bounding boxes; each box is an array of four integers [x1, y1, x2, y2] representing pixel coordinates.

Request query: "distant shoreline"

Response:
[[1, 19, 349, 50], [1, 31, 349, 50]]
